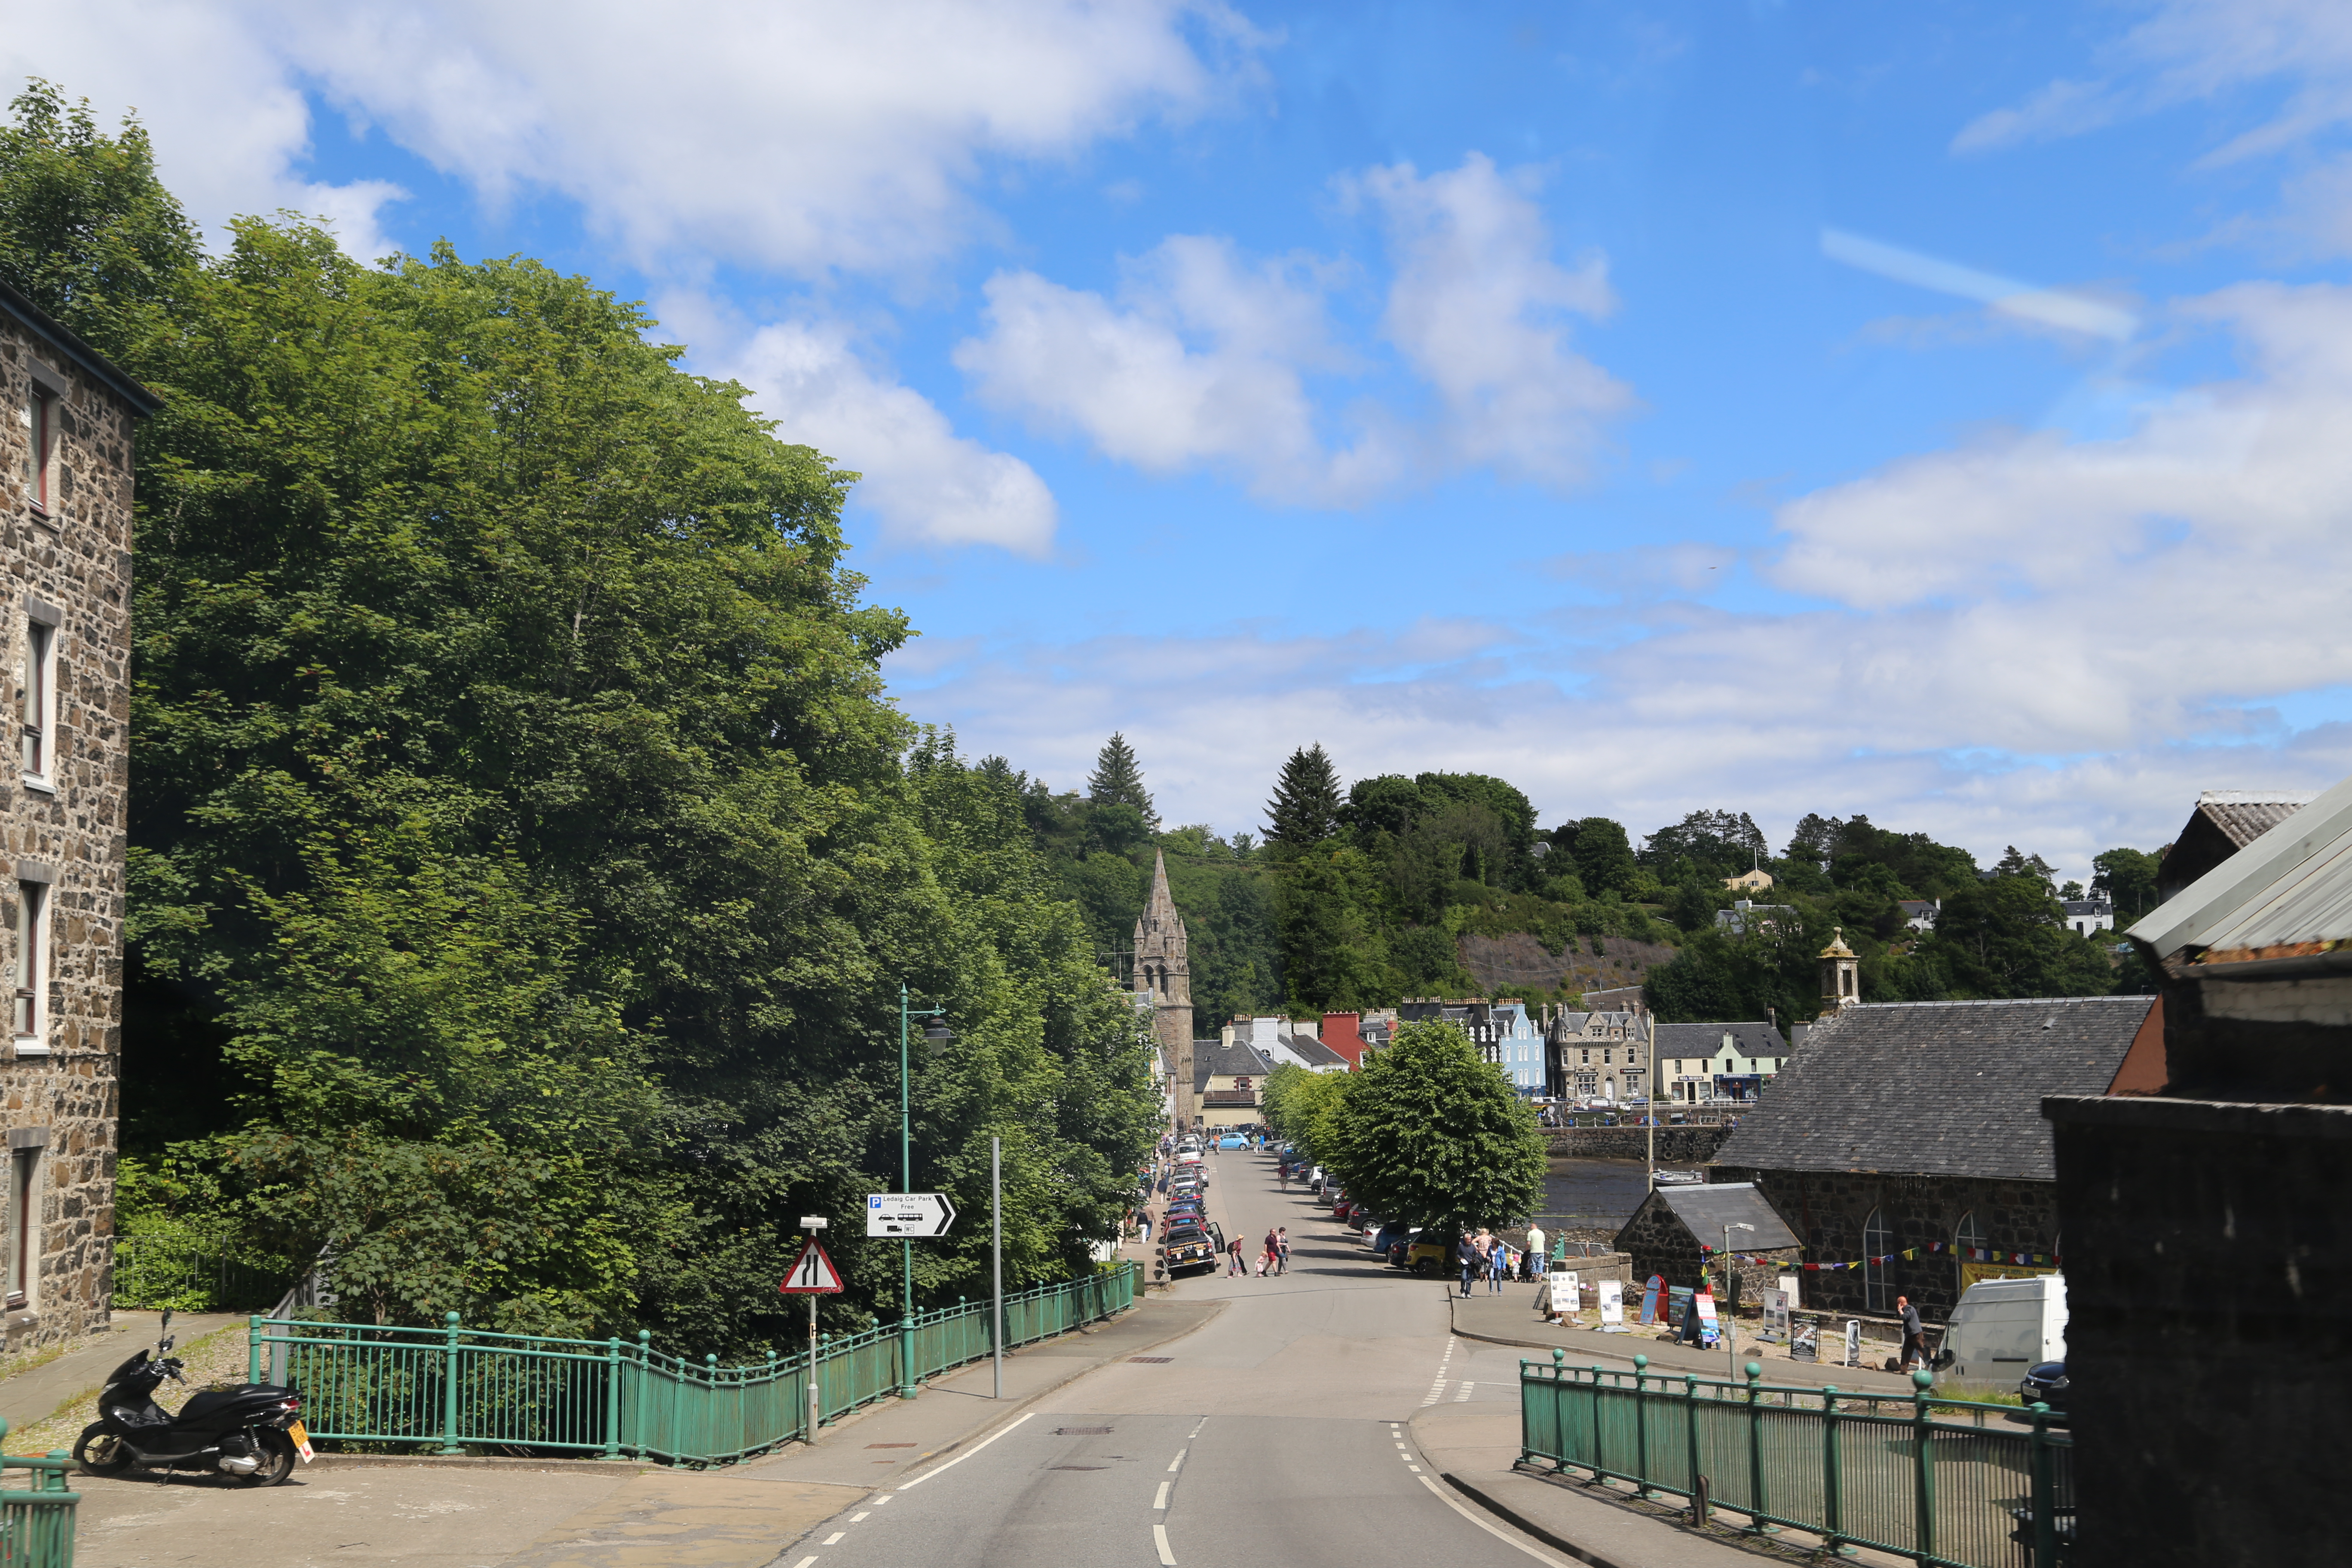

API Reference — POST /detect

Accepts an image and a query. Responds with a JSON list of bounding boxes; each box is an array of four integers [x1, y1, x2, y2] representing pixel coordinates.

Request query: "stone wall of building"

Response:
[[1613, 1192, 1795, 1310], [1711, 1167, 2060, 1322], [1540, 1125, 1731, 1163], [2048, 1094, 2344, 1568], [0, 299, 139, 1354]]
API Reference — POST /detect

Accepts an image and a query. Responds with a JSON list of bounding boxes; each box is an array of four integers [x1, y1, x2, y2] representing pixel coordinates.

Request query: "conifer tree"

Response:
[[1086, 732, 1158, 829], [1265, 744, 1343, 850]]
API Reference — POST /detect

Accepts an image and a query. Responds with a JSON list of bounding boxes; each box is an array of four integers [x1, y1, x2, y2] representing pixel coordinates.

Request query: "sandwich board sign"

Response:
[[1639, 1274, 1666, 1326], [779, 1238, 844, 1295], [1598, 1279, 1626, 1329], [1758, 1287, 1792, 1344], [1694, 1289, 1721, 1348]]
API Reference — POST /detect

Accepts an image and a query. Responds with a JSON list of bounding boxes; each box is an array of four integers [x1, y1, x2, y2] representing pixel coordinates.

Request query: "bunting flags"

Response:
[[1700, 1240, 2062, 1271]]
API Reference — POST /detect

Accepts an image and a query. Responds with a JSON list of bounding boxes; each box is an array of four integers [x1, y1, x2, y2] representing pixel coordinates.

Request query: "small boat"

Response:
[[1651, 1168, 1706, 1186]]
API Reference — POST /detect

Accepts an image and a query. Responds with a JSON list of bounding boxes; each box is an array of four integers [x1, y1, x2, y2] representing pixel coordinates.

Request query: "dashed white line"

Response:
[[897, 1411, 1035, 1490], [1153, 1481, 1171, 1510], [823, 1532, 845, 1545], [1455, 1381, 1476, 1402], [850, 1512, 870, 1522], [1154, 1522, 1179, 1565], [1187, 1417, 1208, 1438], [871, 1495, 893, 1505], [1167, 1448, 1188, 1473], [790, 1558, 818, 1568]]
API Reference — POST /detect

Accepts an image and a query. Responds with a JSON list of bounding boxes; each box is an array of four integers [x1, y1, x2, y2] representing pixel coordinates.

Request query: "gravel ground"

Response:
[[9, 1322, 252, 1458]]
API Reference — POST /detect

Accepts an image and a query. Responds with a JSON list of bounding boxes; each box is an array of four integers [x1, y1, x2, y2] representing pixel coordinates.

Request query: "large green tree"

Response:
[[1325, 1021, 1545, 1231], [6, 88, 1158, 1348], [1086, 732, 1158, 830], [1265, 744, 1343, 852]]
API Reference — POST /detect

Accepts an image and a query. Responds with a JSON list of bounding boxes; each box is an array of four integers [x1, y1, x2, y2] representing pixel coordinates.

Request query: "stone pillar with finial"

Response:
[[1818, 927, 1859, 1012]]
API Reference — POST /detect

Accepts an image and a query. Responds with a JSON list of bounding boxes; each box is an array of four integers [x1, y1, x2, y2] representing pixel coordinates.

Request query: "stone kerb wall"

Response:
[[1542, 1124, 1731, 1162], [0, 312, 136, 1353]]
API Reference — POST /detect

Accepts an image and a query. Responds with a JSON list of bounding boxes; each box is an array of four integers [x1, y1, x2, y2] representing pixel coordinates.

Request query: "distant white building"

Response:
[[2059, 898, 2115, 937], [1898, 899, 1940, 932], [1226, 1015, 1350, 1073]]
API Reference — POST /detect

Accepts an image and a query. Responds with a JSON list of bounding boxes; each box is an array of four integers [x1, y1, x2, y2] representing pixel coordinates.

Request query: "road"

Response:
[[776, 1143, 1561, 1568]]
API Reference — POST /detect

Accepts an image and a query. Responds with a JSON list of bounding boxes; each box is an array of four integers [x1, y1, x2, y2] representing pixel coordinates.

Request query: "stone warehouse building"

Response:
[[0, 282, 153, 1353], [1710, 994, 2163, 1322]]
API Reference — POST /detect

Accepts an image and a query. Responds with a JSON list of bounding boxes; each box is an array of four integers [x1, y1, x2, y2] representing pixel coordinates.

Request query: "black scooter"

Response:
[[74, 1310, 310, 1485]]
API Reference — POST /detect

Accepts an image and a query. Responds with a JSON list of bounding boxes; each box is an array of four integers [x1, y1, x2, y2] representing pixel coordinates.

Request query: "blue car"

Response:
[[1216, 1131, 1249, 1149]]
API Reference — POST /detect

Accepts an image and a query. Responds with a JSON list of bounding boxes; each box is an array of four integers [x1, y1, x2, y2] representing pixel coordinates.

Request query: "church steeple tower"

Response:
[[1135, 851, 1196, 1130]]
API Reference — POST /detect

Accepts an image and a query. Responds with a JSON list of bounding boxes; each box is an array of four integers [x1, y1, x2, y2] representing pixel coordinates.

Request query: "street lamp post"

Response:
[[1722, 1222, 1755, 1381], [898, 983, 952, 1400]]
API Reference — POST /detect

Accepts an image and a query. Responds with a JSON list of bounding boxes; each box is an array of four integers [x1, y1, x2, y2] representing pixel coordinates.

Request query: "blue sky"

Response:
[[17, 0, 2352, 879]]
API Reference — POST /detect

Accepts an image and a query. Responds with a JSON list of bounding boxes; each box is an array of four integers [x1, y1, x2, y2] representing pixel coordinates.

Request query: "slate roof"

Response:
[[1193, 1038, 1275, 1092], [2156, 791, 2316, 900], [2131, 769, 2352, 970], [1654, 1021, 1788, 1060], [1282, 1033, 1351, 1069], [1646, 1183, 1800, 1251], [1712, 997, 2154, 1182]]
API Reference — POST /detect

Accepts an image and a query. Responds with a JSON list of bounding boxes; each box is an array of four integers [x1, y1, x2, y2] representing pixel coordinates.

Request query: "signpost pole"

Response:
[[900, 986, 916, 1399], [808, 1292, 820, 1436], [992, 1135, 1004, 1399]]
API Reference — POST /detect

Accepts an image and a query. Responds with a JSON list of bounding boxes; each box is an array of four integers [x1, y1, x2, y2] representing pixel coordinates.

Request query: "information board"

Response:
[[1758, 1286, 1791, 1344], [1694, 1289, 1721, 1349], [1598, 1279, 1625, 1328]]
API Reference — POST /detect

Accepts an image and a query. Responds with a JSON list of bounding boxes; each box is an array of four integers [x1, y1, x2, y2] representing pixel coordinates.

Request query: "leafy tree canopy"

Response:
[[1265, 743, 1344, 852], [1325, 1021, 1545, 1231], [1086, 732, 1158, 830]]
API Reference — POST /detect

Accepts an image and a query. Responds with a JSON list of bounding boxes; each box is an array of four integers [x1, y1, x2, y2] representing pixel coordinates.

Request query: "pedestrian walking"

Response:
[[1276, 1228, 1289, 1275], [1488, 1244, 1509, 1293], [1898, 1295, 1926, 1370], [1228, 1236, 1248, 1278], [1455, 1234, 1479, 1297], [1261, 1229, 1279, 1276]]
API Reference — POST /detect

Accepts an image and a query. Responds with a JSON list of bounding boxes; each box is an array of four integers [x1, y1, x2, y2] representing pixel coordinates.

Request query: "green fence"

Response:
[[1521, 1352, 2073, 1568], [111, 1235, 291, 1313], [248, 1263, 1137, 1467], [0, 1428, 78, 1568]]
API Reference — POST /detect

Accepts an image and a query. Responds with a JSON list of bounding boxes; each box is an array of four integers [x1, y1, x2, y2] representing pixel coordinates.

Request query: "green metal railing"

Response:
[[0, 1424, 78, 1568], [248, 1263, 1136, 1466], [1521, 1351, 2073, 1568]]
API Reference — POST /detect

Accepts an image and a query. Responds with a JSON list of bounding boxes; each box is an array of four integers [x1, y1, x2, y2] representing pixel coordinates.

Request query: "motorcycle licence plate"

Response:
[[289, 1421, 315, 1463]]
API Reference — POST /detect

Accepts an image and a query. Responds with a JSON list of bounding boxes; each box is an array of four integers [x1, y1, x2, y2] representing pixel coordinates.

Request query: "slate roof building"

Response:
[[1616, 1182, 1801, 1310], [1653, 1020, 1790, 1104], [1193, 1038, 1276, 1128], [1547, 1009, 1651, 1104], [1712, 995, 2161, 1320], [2154, 789, 2314, 903], [2047, 769, 2352, 1565]]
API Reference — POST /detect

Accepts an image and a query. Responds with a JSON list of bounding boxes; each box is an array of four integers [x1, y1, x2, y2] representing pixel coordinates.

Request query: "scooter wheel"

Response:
[[229, 1428, 297, 1487], [73, 1424, 134, 1477]]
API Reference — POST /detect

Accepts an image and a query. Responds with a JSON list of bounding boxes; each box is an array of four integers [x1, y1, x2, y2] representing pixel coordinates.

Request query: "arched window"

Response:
[[1863, 1207, 1893, 1313], [1954, 1210, 1984, 1293]]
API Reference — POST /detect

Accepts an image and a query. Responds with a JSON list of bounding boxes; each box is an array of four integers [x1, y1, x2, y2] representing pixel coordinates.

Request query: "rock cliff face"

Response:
[[1458, 931, 1675, 998]]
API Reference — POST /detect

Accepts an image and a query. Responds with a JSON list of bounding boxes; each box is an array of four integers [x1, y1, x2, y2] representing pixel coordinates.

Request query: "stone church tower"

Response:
[[1135, 851, 1195, 1130]]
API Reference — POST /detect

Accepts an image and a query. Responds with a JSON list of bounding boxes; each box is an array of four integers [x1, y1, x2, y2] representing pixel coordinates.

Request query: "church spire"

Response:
[[1139, 850, 1182, 939], [1134, 849, 1194, 1132]]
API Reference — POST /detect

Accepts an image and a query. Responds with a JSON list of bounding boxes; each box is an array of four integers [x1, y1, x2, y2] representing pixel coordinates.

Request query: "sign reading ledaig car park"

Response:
[[867, 1193, 956, 1237]]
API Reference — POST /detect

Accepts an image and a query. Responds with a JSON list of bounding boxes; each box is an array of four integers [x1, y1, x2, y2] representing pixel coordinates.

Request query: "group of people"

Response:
[[1227, 1226, 1290, 1277], [1452, 1230, 1529, 1296]]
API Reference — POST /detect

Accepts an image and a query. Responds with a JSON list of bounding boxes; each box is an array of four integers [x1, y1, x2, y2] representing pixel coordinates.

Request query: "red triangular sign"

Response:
[[779, 1237, 844, 1294]]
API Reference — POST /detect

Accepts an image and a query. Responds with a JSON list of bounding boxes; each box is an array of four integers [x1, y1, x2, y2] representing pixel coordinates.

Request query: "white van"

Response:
[[1938, 1274, 2066, 1383]]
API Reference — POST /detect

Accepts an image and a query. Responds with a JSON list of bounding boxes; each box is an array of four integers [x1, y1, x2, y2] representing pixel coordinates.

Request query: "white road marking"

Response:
[[1455, 1382, 1476, 1402], [1416, 1473, 1577, 1567], [1153, 1481, 1170, 1510], [1167, 1448, 1187, 1473], [896, 1412, 1036, 1490], [1187, 1417, 1207, 1438], [1409, 1465, 1422, 1473], [850, 1512, 870, 1522], [871, 1495, 892, 1504], [823, 1533, 845, 1545], [1154, 1522, 1179, 1565], [791, 1559, 818, 1568], [1395, 1442, 1408, 1450]]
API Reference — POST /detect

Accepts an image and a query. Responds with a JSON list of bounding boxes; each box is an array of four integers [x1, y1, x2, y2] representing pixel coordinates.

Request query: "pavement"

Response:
[[1447, 1291, 1922, 1396], [34, 1143, 1931, 1568], [0, 1310, 244, 1440]]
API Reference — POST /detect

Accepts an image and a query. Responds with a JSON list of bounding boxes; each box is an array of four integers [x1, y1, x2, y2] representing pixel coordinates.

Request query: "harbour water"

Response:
[[1536, 1158, 1651, 1235]]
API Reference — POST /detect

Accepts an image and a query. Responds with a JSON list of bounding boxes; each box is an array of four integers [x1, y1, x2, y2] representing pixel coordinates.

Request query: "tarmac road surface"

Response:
[[777, 1146, 1565, 1568]]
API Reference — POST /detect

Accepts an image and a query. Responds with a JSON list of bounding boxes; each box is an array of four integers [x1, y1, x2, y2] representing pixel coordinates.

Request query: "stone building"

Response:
[[2050, 770, 2352, 1566], [1133, 851, 1195, 1131], [1653, 1020, 1789, 1105], [0, 282, 153, 1353], [1711, 995, 2161, 1322], [1546, 1007, 1650, 1103], [1616, 1182, 1799, 1311], [1191, 1038, 1274, 1130]]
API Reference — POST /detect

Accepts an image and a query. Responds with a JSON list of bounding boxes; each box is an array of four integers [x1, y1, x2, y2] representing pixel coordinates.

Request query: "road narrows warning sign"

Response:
[[779, 1237, 844, 1294]]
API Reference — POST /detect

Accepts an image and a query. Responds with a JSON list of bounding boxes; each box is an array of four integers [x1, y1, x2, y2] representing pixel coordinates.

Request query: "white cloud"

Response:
[[955, 236, 1403, 504], [729, 321, 1057, 557], [1, 2, 408, 259], [908, 279, 2352, 876], [1348, 153, 1632, 487], [8, 0, 1240, 277], [953, 154, 1629, 504]]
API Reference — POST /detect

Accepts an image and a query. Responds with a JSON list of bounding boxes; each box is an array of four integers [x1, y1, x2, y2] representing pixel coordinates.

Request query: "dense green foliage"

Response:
[[1312, 1022, 1546, 1230], [6, 87, 1156, 1349]]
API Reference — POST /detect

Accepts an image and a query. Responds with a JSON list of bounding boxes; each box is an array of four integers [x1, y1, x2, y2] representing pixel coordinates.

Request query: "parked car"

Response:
[[2019, 1361, 2069, 1425], [1216, 1131, 1248, 1149], [1371, 1221, 1416, 1258], [1159, 1221, 1219, 1276], [1400, 1231, 1460, 1275]]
